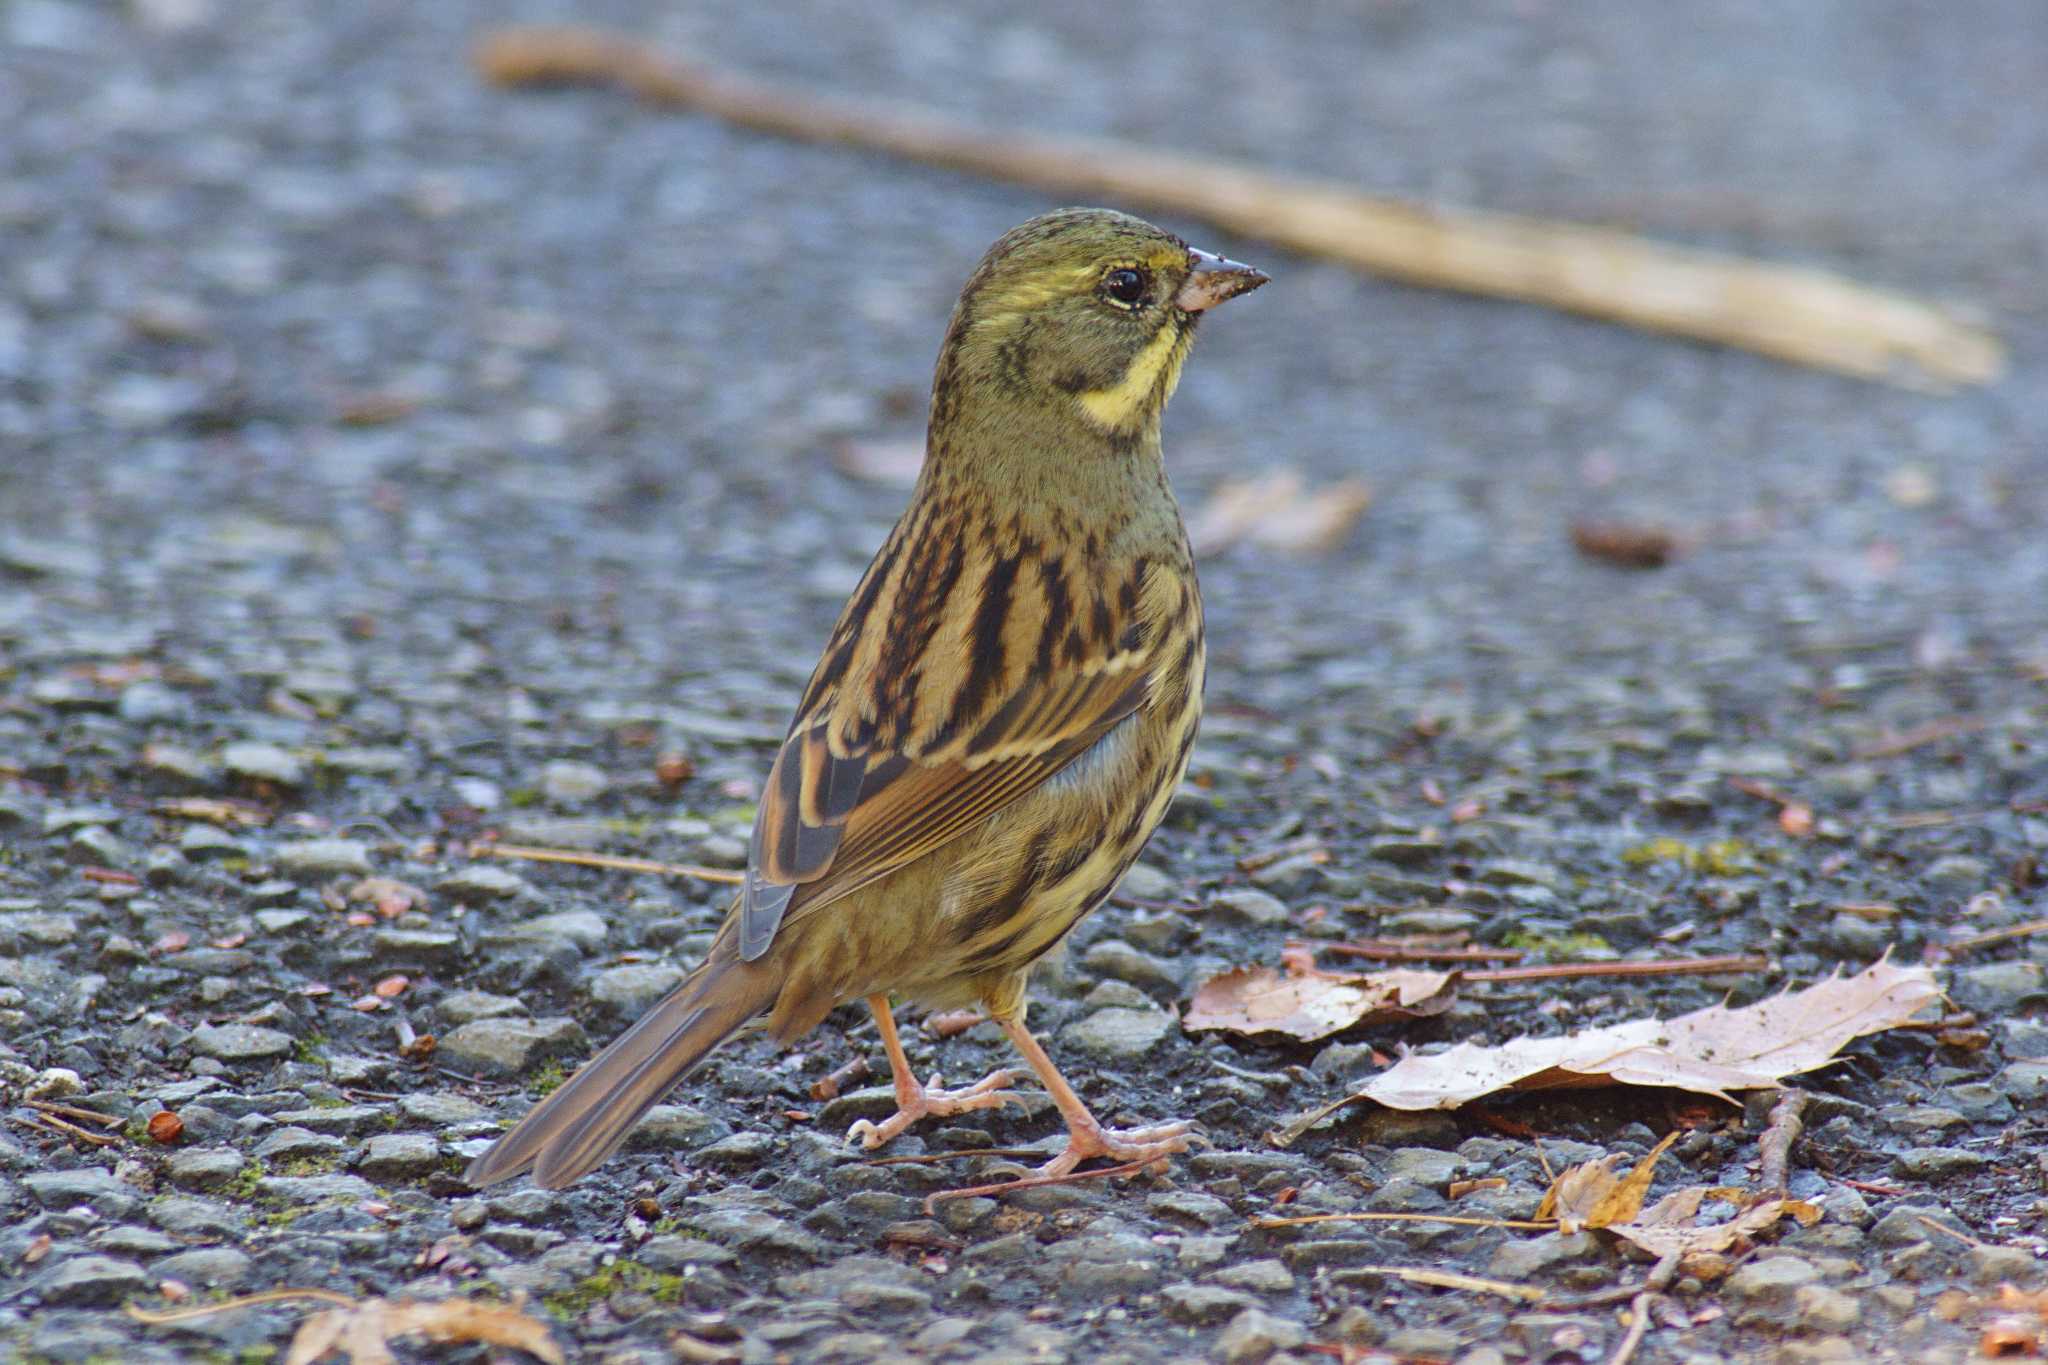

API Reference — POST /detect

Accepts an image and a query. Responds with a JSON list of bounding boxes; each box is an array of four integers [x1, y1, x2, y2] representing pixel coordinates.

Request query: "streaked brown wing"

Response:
[[737, 661, 1148, 961]]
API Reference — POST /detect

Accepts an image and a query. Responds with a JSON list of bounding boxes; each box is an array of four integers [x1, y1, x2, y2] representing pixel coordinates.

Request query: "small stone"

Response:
[[627, 1104, 732, 1151], [1215, 1306, 1305, 1363], [179, 823, 244, 858], [437, 865, 534, 904], [1209, 1258, 1294, 1293], [1488, 1232, 1601, 1280], [1148, 1191, 1235, 1229], [253, 1126, 345, 1161], [439, 1017, 587, 1075], [25, 1067, 85, 1100], [1923, 855, 1990, 890], [1891, 1146, 1989, 1180], [1967, 1244, 2040, 1286], [320, 747, 410, 777], [256, 1173, 378, 1205], [692, 1131, 774, 1170], [221, 741, 305, 787], [1726, 1255, 1821, 1301], [119, 681, 189, 723], [152, 1246, 252, 1288], [1160, 1283, 1255, 1325], [1995, 1060, 2048, 1103], [1210, 889, 1290, 926], [399, 1093, 490, 1125], [1385, 1147, 1462, 1185], [491, 910, 609, 953], [438, 990, 527, 1025], [166, 1147, 248, 1190], [590, 963, 685, 1013], [1793, 1284, 1861, 1331], [1950, 961, 2044, 1014], [273, 838, 372, 880], [36, 1254, 150, 1306], [68, 825, 131, 865], [1118, 861, 1174, 900], [358, 1132, 443, 1180], [1080, 939, 1179, 991], [541, 759, 609, 804], [370, 928, 464, 967], [190, 1022, 294, 1061], [1062, 1006, 1173, 1060], [150, 1195, 246, 1239], [24, 1169, 141, 1217]]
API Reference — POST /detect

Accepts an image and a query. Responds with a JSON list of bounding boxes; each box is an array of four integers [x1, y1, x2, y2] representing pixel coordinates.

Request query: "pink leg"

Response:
[[845, 995, 1020, 1150], [996, 1015, 1194, 1176]]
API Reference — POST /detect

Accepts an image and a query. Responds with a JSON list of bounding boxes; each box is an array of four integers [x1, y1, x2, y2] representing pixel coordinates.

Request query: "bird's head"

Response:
[[931, 208, 1267, 451]]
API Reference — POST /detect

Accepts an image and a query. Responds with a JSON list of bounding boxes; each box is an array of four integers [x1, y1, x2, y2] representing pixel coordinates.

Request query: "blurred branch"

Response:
[[473, 25, 2004, 390]]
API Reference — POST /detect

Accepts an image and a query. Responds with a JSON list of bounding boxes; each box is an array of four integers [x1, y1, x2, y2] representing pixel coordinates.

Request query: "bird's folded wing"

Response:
[[738, 659, 1149, 960]]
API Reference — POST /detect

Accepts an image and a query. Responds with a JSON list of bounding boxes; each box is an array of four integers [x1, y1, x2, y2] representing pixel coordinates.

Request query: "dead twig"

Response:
[[1935, 917, 2048, 959], [1756, 1089, 1808, 1198], [471, 25, 2004, 390], [484, 842, 743, 884], [921, 1156, 1160, 1213], [1607, 1290, 1659, 1365], [1251, 1211, 1556, 1232], [809, 1055, 871, 1102], [1852, 717, 1988, 760], [1461, 953, 1769, 985], [126, 1287, 359, 1324], [1309, 939, 1525, 965], [26, 1099, 125, 1128], [12, 1112, 120, 1148], [1356, 1265, 1546, 1303]]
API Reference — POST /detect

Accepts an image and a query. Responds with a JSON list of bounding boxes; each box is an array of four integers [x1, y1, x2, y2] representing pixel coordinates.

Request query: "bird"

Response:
[[466, 206, 1266, 1191]]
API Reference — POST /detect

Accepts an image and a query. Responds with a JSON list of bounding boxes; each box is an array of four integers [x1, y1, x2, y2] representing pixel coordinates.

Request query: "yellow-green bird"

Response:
[[466, 207, 1266, 1190]]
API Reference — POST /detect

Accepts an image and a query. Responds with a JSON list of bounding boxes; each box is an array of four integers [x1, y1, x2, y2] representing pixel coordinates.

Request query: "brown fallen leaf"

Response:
[[1537, 1131, 1680, 1234], [1605, 1196, 1821, 1260], [1570, 520, 1678, 569], [285, 1295, 564, 1365], [1184, 947, 1454, 1042], [1271, 958, 1940, 1143], [1186, 469, 1372, 556]]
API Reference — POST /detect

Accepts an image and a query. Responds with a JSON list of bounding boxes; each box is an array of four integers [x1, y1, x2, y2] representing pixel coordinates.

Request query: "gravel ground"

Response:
[[3, 2, 2046, 1362]]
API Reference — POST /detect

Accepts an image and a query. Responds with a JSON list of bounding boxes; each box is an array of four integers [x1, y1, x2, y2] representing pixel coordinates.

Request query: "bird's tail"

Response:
[[464, 928, 780, 1189]]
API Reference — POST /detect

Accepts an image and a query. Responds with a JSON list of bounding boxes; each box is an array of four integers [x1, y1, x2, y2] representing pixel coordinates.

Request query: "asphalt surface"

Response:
[[2, 2, 2045, 1362]]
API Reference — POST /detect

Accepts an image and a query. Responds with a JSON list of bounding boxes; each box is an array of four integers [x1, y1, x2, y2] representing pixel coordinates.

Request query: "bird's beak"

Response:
[[1176, 248, 1269, 312]]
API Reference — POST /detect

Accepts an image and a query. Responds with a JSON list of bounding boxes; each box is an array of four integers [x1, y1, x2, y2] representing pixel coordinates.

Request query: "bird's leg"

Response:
[[996, 1016, 1194, 1177], [845, 996, 1019, 1150]]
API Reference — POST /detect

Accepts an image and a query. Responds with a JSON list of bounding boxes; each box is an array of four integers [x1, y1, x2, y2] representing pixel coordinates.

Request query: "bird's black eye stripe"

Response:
[[1102, 267, 1147, 306]]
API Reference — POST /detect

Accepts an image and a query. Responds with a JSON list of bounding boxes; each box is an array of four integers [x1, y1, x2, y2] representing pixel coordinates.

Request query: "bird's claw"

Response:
[[845, 1068, 1021, 1150], [1037, 1117, 1201, 1178]]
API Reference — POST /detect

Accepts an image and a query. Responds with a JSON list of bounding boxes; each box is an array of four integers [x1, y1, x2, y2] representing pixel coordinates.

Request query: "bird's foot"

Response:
[[1036, 1114, 1196, 1178], [846, 1068, 1020, 1150]]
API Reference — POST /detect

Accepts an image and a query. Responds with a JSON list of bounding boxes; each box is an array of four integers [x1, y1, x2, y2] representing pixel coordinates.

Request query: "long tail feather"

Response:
[[464, 937, 779, 1189]]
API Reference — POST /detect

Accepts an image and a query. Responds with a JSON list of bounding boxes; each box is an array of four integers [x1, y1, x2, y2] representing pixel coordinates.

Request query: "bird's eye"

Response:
[[1103, 268, 1146, 306]]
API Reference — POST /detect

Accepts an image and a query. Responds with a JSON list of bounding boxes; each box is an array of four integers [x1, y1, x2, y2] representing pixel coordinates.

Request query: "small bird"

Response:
[[466, 207, 1266, 1190]]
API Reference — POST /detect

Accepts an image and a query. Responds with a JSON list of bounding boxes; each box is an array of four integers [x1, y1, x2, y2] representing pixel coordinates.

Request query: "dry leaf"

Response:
[[1187, 469, 1371, 556], [1570, 521, 1678, 569], [1272, 959, 1940, 1143], [1537, 1132, 1679, 1233], [1184, 949, 1454, 1042], [1606, 1197, 1821, 1260], [285, 1296, 563, 1365]]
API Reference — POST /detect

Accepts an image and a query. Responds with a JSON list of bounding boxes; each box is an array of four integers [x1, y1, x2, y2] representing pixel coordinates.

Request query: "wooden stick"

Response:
[[1462, 953, 1769, 984], [483, 843, 743, 884], [473, 25, 2004, 390]]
